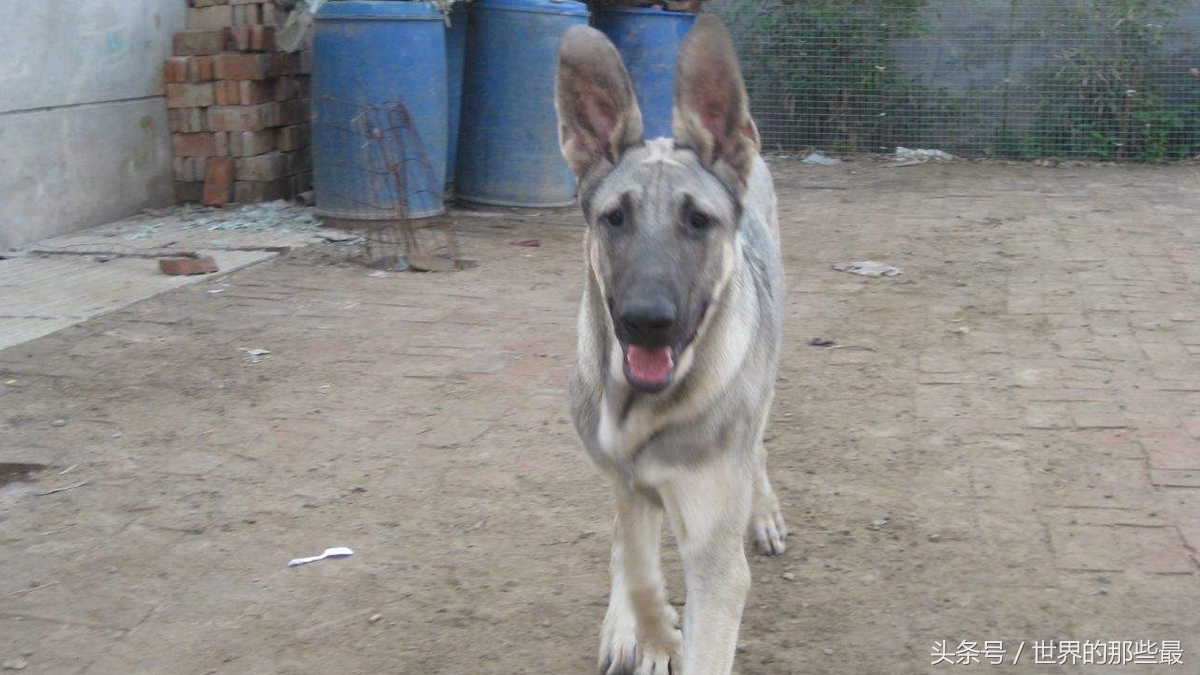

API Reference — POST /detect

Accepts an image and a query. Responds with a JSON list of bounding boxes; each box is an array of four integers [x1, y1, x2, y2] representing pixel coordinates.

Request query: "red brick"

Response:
[[165, 83, 215, 109], [271, 52, 301, 76], [235, 151, 286, 181], [237, 80, 275, 105], [187, 55, 215, 82], [262, 3, 281, 26], [188, 6, 234, 31], [288, 171, 312, 197], [225, 26, 252, 52], [283, 147, 310, 176], [279, 98, 309, 126], [277, 124, 309, 152], [203, 157, 235, 206], [232, 3, 262, 26], [186, 107, 206, 133], [159, 255, 219, 276], [250, 25, 276, 51], [273, 76, 304, 101], [214, 80, 239, 105], [229, 129, 277, 157], [173, 30, 226, 56], [213, 53, 273, 80], [207, 103, 278, 132], [173, 156, 209, 182], [234, 179, 288, 203], [172, 132, 225, 157], [164, 57, 189, 83]]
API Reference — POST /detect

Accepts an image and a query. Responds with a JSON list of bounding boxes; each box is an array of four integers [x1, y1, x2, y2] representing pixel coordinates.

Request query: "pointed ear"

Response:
[[671, 16, 760, 193], [555, 26, 644, 182]]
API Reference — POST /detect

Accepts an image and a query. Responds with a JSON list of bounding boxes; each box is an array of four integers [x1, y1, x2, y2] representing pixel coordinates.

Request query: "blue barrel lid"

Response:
[[316, 1, 444, 21], [595, 5, 695, 16], [473, 0, 588, 17]]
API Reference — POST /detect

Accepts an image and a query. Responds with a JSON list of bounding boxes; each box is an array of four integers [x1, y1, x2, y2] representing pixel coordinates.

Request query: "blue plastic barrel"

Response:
[[456, 0, 589, 207], [594, 7, 695, 140], [446, 1, 468, 192], [312, 1, 447, 220]]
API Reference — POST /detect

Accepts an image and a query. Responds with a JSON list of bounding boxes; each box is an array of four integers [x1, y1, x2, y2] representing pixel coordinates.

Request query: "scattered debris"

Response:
[[801, 152, 840, 166], [867, 517, 891, 531], [242, 348, 271, 364], [0, 463, 47, 489], [4, 581, 60, 598], [888, 147, 955, 167], [51, 419, 67, 428], [57, 464, 77, 476], [123, 224, 161, 241], [781, 571, 797, 581], [288, 546, 354, 567], [37, 479, 90, 496], [510, 238, 541, 247], [2, 658, 28, 671], [832, 261, 901, 277], [807, 337, 877, 352], [369, 613, 383, 624], [159, 255, 218, 276], [183, 200, 322, 234]]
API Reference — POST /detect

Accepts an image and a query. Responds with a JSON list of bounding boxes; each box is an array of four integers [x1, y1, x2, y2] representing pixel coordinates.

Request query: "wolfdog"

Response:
[[556, 16, 787, 675]]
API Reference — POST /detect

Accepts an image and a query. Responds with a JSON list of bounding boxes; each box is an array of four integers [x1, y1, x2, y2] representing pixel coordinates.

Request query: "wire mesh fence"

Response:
[[314, 97, 461, 271], [708, 0, 1200, 160]]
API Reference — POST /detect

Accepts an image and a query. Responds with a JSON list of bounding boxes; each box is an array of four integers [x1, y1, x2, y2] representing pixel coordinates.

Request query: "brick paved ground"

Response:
[[1, 161, 1198, 674]]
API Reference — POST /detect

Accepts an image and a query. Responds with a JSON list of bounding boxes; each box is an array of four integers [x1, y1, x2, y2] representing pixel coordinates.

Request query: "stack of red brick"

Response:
[[165, 0, 312, 206]]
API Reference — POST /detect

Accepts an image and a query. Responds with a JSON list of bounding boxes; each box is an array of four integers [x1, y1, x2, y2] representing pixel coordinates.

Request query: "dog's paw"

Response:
[[599, 605, 682, 675], [750, 504, 788, 556]]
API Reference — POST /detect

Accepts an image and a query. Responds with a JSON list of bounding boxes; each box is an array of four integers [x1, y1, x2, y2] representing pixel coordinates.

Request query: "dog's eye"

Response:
[[601, 210, 624, 228], [689, 211, 712, 230]]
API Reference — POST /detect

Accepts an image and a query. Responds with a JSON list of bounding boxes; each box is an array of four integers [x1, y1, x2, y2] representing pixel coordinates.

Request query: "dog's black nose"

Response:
[[619, 299, 676, 346]]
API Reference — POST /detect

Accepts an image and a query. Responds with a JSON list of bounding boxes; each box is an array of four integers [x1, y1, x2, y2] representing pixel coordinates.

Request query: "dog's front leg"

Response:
[[600, 483, 682, 675], [662, 459, 754, 675]]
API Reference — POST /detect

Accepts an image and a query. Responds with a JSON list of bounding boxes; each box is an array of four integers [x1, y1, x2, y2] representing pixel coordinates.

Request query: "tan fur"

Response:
[[557, 19, 787, 675]]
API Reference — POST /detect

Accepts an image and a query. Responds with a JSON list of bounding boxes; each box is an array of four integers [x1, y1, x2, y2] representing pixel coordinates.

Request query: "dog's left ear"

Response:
[[672, 16, 760, 194], [555, 26, 644, 183]]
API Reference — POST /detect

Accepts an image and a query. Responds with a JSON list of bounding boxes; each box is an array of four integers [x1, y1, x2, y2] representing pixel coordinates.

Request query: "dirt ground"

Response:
[[2, 160, 1199, 675]]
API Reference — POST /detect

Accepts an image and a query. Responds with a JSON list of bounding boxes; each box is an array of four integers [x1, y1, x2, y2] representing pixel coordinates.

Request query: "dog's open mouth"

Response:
[[618, 302, 708, 392], [624, 344, 675, 390]]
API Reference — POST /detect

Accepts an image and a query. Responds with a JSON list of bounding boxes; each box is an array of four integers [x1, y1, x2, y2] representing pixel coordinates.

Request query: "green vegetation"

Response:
[[717, 0, 1199, 161]]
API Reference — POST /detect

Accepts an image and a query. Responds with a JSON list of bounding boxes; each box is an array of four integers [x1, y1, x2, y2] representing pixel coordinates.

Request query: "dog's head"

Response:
[[555, 16, 759, 393]]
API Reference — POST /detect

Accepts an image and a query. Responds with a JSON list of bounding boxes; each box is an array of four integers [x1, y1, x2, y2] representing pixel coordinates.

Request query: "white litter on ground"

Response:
[[832, 261, 901, 277], [889, 147, 955, 167], [801, 152, 840, 166], [288, 546, 354, 567]]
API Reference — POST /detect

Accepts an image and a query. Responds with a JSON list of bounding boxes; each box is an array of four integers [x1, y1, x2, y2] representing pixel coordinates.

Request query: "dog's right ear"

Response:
[[555, 26, 644, 182]]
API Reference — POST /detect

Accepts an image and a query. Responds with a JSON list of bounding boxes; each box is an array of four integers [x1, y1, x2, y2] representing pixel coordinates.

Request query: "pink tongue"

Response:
[[625, 345, 673, 384]]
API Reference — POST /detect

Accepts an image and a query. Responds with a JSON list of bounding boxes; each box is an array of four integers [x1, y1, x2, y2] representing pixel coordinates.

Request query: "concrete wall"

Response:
[[0, 1, 188, 249]]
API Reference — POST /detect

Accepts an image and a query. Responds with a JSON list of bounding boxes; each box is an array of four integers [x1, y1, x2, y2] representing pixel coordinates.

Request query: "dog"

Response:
[[556, 16, 787, 675]]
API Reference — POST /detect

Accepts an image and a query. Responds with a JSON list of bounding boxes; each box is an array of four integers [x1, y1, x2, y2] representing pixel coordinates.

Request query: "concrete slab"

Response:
[[0, 203, 350, 352]]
